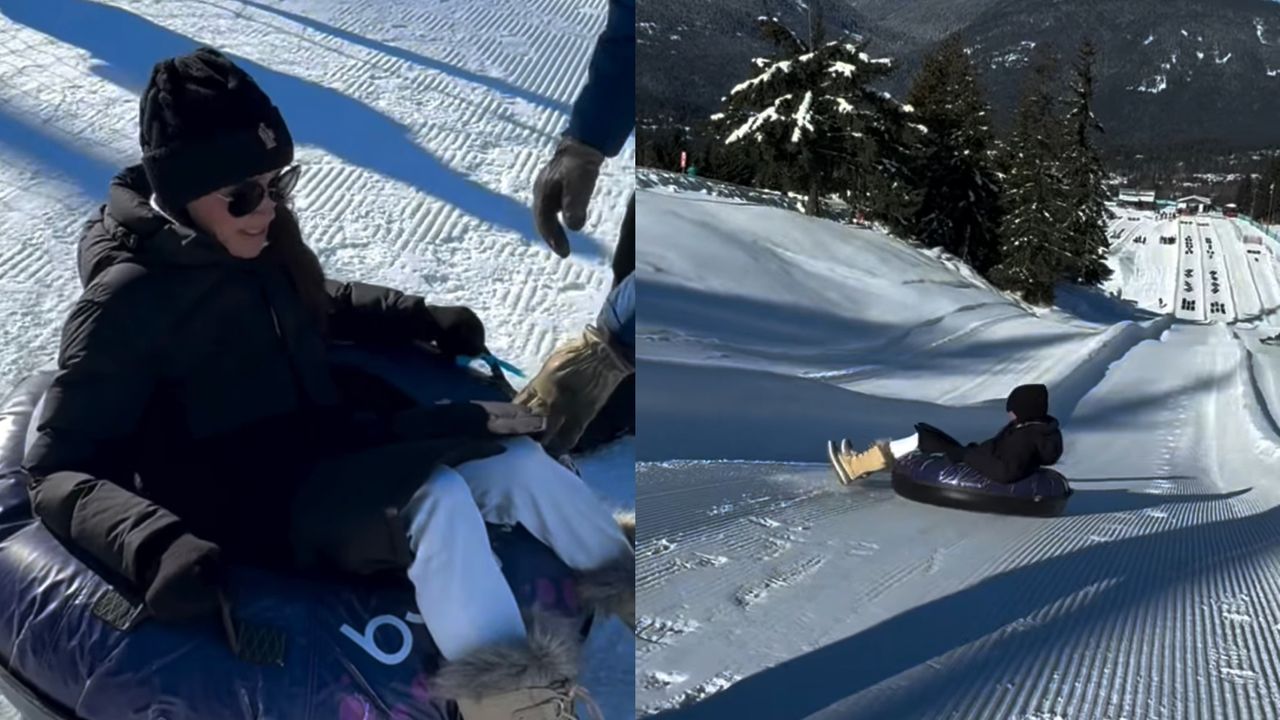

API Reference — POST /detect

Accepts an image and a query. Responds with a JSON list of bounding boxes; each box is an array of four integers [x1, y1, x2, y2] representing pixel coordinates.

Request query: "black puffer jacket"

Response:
[[24, 165, 495, 596], [956, 416, 1064, 484]]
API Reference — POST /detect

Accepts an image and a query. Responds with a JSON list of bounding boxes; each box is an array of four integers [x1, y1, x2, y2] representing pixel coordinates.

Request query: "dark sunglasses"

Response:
[[216, 164, 301, 218]]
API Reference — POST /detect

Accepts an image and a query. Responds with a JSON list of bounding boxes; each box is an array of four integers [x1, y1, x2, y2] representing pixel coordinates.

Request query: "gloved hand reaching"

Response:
[[425, 305, 487, 358], [533, 137, 605, 258]]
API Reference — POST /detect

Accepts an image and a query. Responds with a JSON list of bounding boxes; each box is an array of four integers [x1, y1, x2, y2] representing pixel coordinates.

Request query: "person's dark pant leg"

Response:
[[611, 193, 634, 288], [574, 194, 636, 452], [914, 422, 962, 455]]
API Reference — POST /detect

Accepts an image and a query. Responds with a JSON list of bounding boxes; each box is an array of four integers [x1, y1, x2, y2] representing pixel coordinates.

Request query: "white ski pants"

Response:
[[401, 436, 633, 660], [889, 434, 919, 458]]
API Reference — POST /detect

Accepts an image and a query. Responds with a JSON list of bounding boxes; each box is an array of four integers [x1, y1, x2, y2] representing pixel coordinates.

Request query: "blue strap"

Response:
[[456, 353, 526, 378]]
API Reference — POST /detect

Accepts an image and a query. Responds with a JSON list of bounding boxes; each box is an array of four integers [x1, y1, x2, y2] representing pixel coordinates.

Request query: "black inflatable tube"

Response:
[[891, 471, 1072, 517], [0, 372, 80, 720], [0, 351, 584, 720], [0, 662, 67, 720]]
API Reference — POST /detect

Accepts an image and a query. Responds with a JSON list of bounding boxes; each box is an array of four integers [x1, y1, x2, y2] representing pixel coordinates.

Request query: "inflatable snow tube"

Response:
[[890, 451, 1072, 517], [0, 344, 585, 720]]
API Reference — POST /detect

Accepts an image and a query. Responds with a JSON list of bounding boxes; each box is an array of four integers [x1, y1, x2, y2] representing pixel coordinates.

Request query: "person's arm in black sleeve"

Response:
[[24, 285, 222, 620], [960, 436, 1039, 484], [324, 279, 486, 358], [532, 0, 636, 257]]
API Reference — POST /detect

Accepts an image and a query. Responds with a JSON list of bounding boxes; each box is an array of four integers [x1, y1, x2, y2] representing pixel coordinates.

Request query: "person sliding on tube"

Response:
[[832, 384, 1064, 484]]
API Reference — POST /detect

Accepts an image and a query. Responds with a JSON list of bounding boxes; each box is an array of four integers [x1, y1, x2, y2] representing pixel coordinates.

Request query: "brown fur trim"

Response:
[[614, 510, 635, 548], [428, 611, 581, 701], [576, 558, 635, 624]]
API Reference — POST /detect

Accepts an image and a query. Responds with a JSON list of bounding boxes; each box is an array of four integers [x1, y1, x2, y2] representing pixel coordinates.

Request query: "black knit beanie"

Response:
[[1006, 384, 1049, 420], [139, 47, 294, 216]]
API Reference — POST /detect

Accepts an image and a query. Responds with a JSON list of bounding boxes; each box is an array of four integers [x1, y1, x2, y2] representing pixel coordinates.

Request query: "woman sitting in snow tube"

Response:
[[829, 384, 1071, 516], [0, 358, 585, 720], [13, 48, 632, 720]]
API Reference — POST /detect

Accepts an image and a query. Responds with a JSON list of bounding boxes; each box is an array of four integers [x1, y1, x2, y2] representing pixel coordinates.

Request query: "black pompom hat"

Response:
[[1006, 384, 1049, 420], [139, 46, 294, 216]]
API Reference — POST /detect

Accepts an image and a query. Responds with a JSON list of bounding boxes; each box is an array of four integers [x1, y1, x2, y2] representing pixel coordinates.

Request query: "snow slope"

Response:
[[636, 172, 1280, 718], [1103, 213, 1280, 323], [0, 1, 633, 718]]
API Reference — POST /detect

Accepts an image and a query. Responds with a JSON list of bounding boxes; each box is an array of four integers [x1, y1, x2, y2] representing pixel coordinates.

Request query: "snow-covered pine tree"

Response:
[[710, 14, 918, 216], [1062, 39, 1113, 286], [906, 36, 1003, 273], [991, 50, 1073, 305]]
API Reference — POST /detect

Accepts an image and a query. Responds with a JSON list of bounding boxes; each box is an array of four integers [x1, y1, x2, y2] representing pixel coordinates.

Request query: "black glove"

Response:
[[533, 137, 605, 258], [143, 534, 225, 623], [392, 401, 547, 439], [426, 305, 487, 357]]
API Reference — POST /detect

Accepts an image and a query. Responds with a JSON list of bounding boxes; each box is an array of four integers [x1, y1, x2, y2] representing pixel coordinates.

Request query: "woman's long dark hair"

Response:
[[266, 205, 332, 337]]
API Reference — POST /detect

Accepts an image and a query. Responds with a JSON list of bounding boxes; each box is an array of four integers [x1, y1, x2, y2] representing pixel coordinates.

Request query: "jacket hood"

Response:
[[80, 164, 252, 287], [1015, 415, 1063, 466]]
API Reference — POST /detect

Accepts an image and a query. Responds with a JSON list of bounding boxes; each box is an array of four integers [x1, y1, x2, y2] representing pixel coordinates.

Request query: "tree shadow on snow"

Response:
[[1060, 475, 1196, 484], [0, 0, 607, 262], [640, 278, 903, 353], [0, 105, 118, 198], [1063, 366, 1230, 432], [641, 278, 1090, 375], [655, 503, 1280, 720], [1064, 486, 1250, 517], [1054, 284, 1163, 325]]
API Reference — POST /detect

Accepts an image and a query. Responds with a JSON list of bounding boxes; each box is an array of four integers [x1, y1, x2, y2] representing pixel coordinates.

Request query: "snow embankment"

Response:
[[638, 176, 1167, 462]]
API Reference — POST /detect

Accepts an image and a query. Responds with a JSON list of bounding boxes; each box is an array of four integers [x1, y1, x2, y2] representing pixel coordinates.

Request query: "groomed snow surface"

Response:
[[636, 174, 1280, 719], [0, 1, 633, 718]]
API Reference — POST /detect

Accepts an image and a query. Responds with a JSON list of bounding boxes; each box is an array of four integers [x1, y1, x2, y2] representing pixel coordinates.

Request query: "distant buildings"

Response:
[[1176, 195, 1213, 215], [1117, 188, 1157, 209]]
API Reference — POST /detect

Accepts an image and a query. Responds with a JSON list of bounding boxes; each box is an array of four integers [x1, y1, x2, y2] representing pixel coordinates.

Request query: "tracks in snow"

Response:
[[639, 323, 1280, 719]]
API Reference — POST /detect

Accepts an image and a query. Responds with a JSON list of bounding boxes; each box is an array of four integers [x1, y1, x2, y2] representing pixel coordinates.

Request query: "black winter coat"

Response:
[[957, 416, 1064, 484], [23, 165, 498, 599]]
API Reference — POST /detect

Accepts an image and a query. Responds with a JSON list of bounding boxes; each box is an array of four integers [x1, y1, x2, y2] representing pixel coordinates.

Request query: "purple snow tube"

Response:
[[0, 345, 587, 720], [890, 451, 1072, 516]]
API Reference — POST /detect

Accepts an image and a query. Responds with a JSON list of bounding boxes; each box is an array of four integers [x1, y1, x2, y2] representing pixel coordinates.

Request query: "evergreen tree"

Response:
[[1259, 158, 1280, 222], [1236, 173, 1255, 216], [1061, 39, 1113, 286], [990, 50, 1073, 305], [637, 125, 686, 171], [905, 36, 1003, 273], [710, 14, 915, 216], [860, 89, 924, 236]]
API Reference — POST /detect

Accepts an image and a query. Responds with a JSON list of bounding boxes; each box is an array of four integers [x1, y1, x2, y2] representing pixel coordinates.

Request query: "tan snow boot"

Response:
[[515, 325, 634, 458], [837, 440, 893, 481], [430, 614, 601, 720]]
